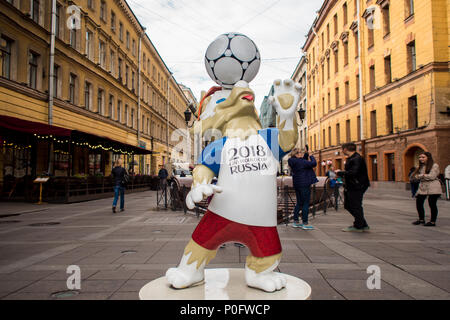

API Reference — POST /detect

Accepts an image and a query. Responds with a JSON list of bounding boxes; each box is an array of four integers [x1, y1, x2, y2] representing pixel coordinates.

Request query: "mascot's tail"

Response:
[[197, 86, 222, 119]]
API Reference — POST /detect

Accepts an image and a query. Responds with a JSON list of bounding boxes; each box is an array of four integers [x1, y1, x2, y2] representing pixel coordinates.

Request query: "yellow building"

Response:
[[302, 0, 449, 182], [0, 0, 192, 200]]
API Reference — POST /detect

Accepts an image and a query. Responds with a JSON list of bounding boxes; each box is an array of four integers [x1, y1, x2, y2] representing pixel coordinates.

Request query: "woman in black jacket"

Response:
[[288, 147, 318, 230]]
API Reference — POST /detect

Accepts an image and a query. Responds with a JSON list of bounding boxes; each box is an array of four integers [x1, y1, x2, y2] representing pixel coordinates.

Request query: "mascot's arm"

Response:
[[269, 79, 301, 154], [192, 164, 215, 187]]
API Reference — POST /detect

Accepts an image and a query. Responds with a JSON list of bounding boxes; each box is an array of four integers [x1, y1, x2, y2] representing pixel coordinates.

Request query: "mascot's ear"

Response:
[[197, 86, 222, 119]]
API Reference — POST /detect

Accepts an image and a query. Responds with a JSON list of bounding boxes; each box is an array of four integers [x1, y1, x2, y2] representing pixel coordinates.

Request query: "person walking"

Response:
[[408, 167, 420, 198], [288, 147, 318, 230], [111, 159, 128, 213], [158, 165, 168, 187], [337, 143, 370, 232], [410, 152, 442, 226]]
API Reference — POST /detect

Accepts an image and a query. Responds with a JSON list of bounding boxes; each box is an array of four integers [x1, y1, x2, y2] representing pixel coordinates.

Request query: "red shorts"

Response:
[[192, 210, 282, 258]]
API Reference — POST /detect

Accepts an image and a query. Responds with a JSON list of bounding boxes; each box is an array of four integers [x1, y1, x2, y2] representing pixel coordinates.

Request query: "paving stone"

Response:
[[0, 280, 36, 293], [78, 279, 126, 292], [88, 270, 136, 280], [109, 292, 139, 300], [117, 279, 150, 292]]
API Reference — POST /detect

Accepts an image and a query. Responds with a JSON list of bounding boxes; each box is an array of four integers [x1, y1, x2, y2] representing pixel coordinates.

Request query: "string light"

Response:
[[32, 134, 135, 155]]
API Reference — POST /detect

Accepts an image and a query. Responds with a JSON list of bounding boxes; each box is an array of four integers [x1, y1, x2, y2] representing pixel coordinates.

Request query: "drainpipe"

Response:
[[137, 33, 142, 146], [47, 0, 57, 175], [166, 73, 170, 158], [48, 0, 56, 125], [312, 25, 322, 175], [357, 0, 365, 143]]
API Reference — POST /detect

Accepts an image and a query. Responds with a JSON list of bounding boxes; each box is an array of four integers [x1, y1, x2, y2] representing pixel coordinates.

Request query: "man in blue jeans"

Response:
[[111, 159, 127, 213], [288, 146, 318, 230]]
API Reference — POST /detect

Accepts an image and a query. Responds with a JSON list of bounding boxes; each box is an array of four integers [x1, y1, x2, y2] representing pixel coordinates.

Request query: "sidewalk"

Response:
[[0, 188, 449, 300]]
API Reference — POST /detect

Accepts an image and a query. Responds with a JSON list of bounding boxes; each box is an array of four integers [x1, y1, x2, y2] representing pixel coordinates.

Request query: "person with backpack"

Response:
[[288, 147, 318, 230], [111, 159, 128, 213], [410, 152, 442, 226]]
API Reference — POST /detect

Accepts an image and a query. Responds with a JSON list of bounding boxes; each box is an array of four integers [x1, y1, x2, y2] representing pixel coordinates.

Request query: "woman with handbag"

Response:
[[411, 152, 442, 226], [111, 159, 128, 213]]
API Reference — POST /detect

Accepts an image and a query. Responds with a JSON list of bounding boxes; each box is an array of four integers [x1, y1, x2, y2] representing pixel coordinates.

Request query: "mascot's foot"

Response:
[[245, 267, 287, 292], [166, 267, 204, 289]]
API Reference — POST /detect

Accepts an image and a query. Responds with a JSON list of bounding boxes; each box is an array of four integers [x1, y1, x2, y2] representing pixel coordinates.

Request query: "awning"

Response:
[[0, 115, 71, 137], [0, 115, 154, 155]]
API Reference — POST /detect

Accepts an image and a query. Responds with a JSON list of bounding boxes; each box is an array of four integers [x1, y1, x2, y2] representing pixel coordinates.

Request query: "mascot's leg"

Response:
[[245, 253, 286, 292], [166, 239, 217, 289]]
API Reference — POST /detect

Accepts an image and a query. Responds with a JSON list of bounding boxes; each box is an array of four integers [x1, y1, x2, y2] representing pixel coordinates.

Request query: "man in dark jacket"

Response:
[[337, 143, 370, 232], [158, 165, 168, 188], [111, 159, 128, 213], [288, 147, 319, 230]]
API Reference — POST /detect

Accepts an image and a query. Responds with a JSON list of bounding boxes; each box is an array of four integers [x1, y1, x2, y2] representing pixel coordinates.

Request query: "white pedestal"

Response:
[[139, 268, 311, 300]]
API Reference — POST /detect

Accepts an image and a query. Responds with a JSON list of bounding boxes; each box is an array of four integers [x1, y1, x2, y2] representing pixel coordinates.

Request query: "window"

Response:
[[407, 41, 416, 73], [125, 104, 129, 125], [126, 31, 130, 49], [406, 0, 414, 17], [85, 30, 93, 59], [69, 73, 77, 104], [131, 109, 135, 128], [346, 119, 351, 142], [0, 36, 12, 79], [28, 51, 39, 89], [327, 92, 331, 112], [335, 87, 340, 108], [55, 3, 61, 38], [109, 95, 114, 119], [408, 96, 418, 129], [382, 4, 390, 36], [118, 57, 123, 81], [327, 56, 330, 79], [32, 0, 39, 24], [334, 50, 339, 73], [99, 41, 106, 67], [125, 65, 129, 87], [322, 97, 325, 115], [100, 1, 106, 21], [327, 24, 330, 44], [343, 2, 348, 26], [384, 55, 392, 84], [370, 110, 377, 138], [321, 64, 324, 85], [53, 65, 59, 98], [110, 50, 115, 75], [312, 75, 315, 95], [132, 39, 136, 56], [345, 81, 349, 104], [70, 27, 77, 49], [119, 22, 123, 41], [143, 53, 146, 70], [117, 100, 122, 122], [132, 71, 135, 92], [354, 31, 359, 58], [98, 89, 104, 115], [336, 123, 341, 145], [343, 41, 349, 65], [111, 11, 116, 31], [147, 118, 150, 134], [328, 126, 332, 146], [334, 14, 338, 35], [142, 115, 145, 133], [356, 74, 360, 98], [84, 82, 91, 110], [386, 104, 393, 134], [321, 32, 324, 51], [368, 25, 374, 48], [369, 65, 375, 91], [88, 0, 94, 9]]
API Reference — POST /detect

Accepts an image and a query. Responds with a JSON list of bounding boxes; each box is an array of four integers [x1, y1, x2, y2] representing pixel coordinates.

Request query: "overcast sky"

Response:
[[127, 0, 322, 111]]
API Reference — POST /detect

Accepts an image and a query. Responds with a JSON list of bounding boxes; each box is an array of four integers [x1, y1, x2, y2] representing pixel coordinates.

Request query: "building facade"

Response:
[[0, 0, 192, 190], [302, 0, 449, 181]]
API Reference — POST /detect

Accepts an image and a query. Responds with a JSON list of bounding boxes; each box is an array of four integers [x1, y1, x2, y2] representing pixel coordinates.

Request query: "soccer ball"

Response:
[[204, 33, 261, 89]]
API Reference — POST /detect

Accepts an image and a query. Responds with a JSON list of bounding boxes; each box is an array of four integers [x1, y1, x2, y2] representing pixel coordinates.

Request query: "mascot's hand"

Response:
[[269, 79, 302, 131], [186, 183, 223, 210]]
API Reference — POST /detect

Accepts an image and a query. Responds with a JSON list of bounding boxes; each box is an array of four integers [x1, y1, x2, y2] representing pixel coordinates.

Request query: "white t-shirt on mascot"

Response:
[[199, 128, 286, 227]]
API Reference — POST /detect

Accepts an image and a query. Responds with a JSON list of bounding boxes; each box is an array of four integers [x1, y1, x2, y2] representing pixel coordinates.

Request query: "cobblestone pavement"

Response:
[[0, 188, 449, 300]]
